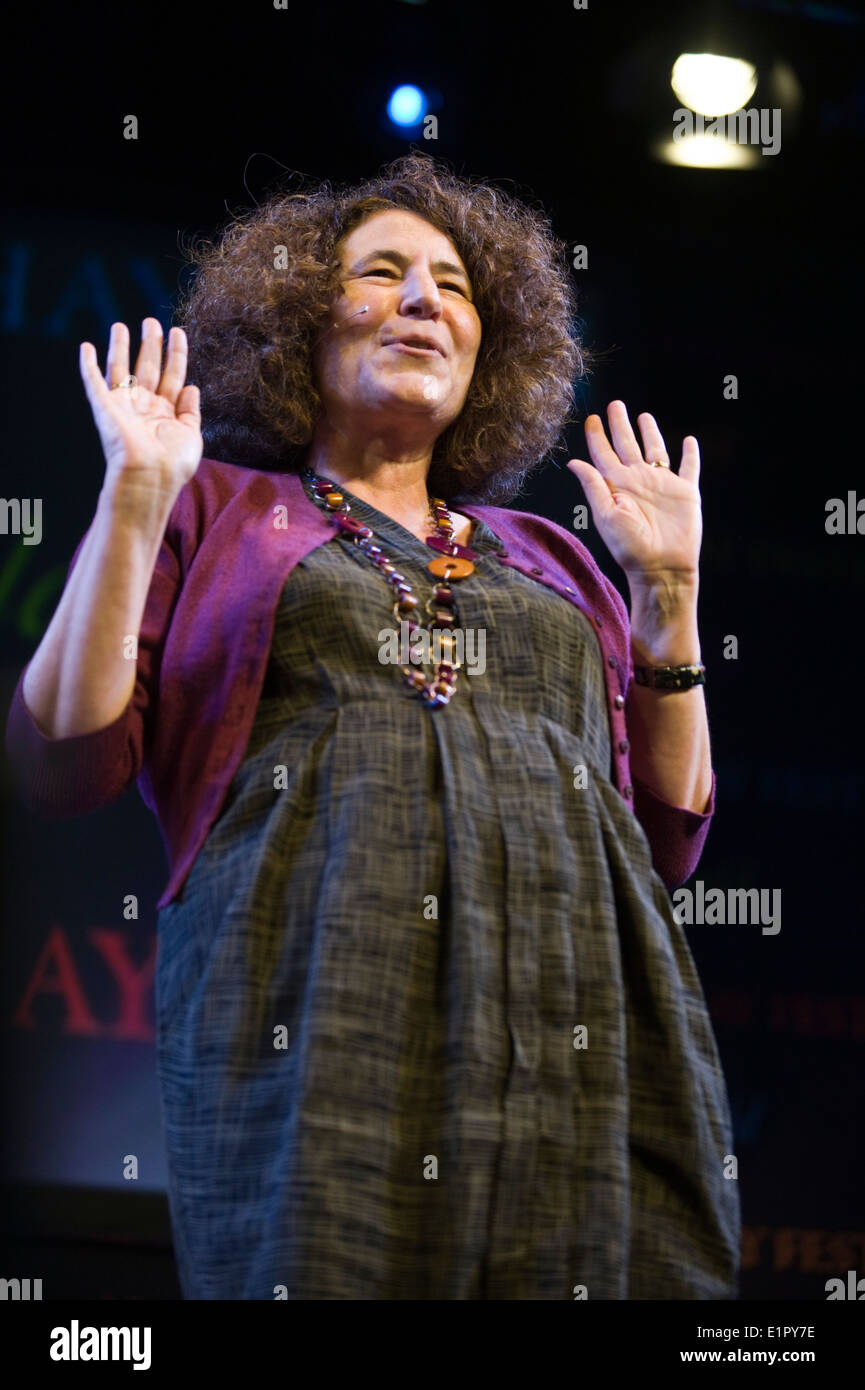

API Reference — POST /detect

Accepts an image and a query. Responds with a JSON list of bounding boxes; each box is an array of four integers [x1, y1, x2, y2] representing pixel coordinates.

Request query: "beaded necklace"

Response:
[[301, 467, 479, 708]]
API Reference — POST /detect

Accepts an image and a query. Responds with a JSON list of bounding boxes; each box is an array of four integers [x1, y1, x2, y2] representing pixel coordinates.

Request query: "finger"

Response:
[[566, 458, 616, 517], [104, 321, 130, 389], [133, 318, 165, 393], [79, 340, 116, 412], [605, 400, 644, 466], [156, 327, 189, 405], [583, 413, 630, 479], [679, 435, 701, 487], [635, 412, 670, 467], [174, 382, 201, 426]]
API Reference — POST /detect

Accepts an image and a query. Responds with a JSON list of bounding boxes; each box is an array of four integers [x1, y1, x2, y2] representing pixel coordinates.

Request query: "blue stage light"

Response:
[[387, 85, 426, 126]]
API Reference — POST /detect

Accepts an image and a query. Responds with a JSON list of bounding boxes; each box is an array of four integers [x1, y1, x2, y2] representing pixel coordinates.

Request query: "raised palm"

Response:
[[567, 400, 702, 581], [79, 318, 203, 503]]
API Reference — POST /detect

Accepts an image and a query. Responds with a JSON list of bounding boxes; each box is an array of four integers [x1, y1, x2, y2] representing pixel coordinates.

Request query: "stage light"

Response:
[[653, 132, 760, 170], [671, 53, 758, 117], [387, 85, 426, 127]]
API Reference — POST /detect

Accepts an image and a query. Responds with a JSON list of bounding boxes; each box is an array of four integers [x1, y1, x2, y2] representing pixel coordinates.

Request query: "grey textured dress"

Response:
[[155, 486, 740, 1301]]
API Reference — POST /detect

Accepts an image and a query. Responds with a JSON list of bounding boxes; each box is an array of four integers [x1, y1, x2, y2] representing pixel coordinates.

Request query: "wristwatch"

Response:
[[632, 663, 706, 691]]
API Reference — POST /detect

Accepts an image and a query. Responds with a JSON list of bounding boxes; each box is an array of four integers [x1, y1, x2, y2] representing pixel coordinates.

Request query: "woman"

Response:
[[6, 154, 740, 1300]]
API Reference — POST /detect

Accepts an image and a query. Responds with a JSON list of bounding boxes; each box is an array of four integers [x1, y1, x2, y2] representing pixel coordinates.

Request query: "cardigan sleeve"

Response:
[[631, 770, 715, 890], [4, 521, 182, 818]]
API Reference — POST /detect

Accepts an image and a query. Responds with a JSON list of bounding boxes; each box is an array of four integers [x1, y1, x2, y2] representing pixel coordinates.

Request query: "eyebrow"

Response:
[[349, 248, 472, 287]]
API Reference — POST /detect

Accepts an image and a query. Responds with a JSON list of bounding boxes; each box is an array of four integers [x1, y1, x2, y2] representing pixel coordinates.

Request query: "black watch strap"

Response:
[[632, 663, 706, 690]]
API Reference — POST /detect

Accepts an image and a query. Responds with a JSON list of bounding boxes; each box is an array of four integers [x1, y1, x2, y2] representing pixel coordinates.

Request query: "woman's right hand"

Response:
[[79, 318, 203, 517]]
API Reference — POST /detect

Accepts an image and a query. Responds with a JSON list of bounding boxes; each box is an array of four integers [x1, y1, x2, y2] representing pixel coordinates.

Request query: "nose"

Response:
[[398, 269, 443, 319]]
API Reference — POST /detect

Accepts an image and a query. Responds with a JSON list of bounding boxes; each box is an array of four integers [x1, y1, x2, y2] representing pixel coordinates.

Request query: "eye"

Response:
[[362, 268, 467, 295]]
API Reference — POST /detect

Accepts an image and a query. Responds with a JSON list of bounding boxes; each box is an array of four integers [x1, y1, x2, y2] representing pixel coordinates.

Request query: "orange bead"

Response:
[[427, 555, 474, 579]]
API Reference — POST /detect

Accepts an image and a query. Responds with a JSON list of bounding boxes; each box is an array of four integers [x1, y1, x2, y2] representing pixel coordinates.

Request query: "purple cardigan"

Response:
[[5, 457, 715, 907]]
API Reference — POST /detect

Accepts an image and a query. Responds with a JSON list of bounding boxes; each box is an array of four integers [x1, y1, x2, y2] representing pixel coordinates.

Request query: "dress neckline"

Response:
[[335, 486, 495, 554]]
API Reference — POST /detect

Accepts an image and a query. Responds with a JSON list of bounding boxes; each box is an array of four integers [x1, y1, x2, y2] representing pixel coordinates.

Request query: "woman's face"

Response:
[[312, 208, 482, 440]]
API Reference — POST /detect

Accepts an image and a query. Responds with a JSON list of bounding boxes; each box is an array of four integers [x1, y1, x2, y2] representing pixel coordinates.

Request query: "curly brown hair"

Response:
[[174, 152, 594, 506]]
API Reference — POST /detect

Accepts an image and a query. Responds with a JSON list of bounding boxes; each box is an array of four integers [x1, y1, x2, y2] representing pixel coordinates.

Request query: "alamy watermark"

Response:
[[672, 881, 781, 935], [378, 621, 486, 676], [1, 1276, 42, 1299], [673, 107, 781, 157], [49, 1321, 151, 1370], [1, 498, 42, 545], [825, 491, 864, 534]]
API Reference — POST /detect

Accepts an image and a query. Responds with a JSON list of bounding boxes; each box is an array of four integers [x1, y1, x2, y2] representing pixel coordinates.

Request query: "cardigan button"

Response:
[[565, 586, 576, 594], [498, 550, 509, 558], [614, 694, 625, 708], [608, 655, 617, 668], [594, 615, 603, 625], [619, 739, 630, 753], [531, 566, 543, 574], [623, 784, 634, 798]]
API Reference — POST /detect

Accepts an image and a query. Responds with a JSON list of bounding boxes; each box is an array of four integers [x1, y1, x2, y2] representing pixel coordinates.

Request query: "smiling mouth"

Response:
[[386, 343, 442, 357]]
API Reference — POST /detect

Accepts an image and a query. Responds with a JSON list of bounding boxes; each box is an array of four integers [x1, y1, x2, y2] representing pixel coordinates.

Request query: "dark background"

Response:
[[1, 0, 863, 1300]]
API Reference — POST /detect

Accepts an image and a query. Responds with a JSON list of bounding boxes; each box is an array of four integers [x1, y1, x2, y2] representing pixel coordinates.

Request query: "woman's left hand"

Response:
[[566, 401, 701, 582]]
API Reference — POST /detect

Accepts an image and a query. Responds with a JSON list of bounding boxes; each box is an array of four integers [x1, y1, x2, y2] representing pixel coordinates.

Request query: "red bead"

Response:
[[333, 514, 371, 537], [426, 536, 478, 560]]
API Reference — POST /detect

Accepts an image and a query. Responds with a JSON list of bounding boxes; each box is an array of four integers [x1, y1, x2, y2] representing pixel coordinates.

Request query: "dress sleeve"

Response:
[[4, 523, 181, 818]]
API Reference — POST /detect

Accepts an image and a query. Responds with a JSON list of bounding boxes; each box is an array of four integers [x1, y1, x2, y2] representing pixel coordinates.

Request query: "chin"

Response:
[[381, 384, 445, 408]]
